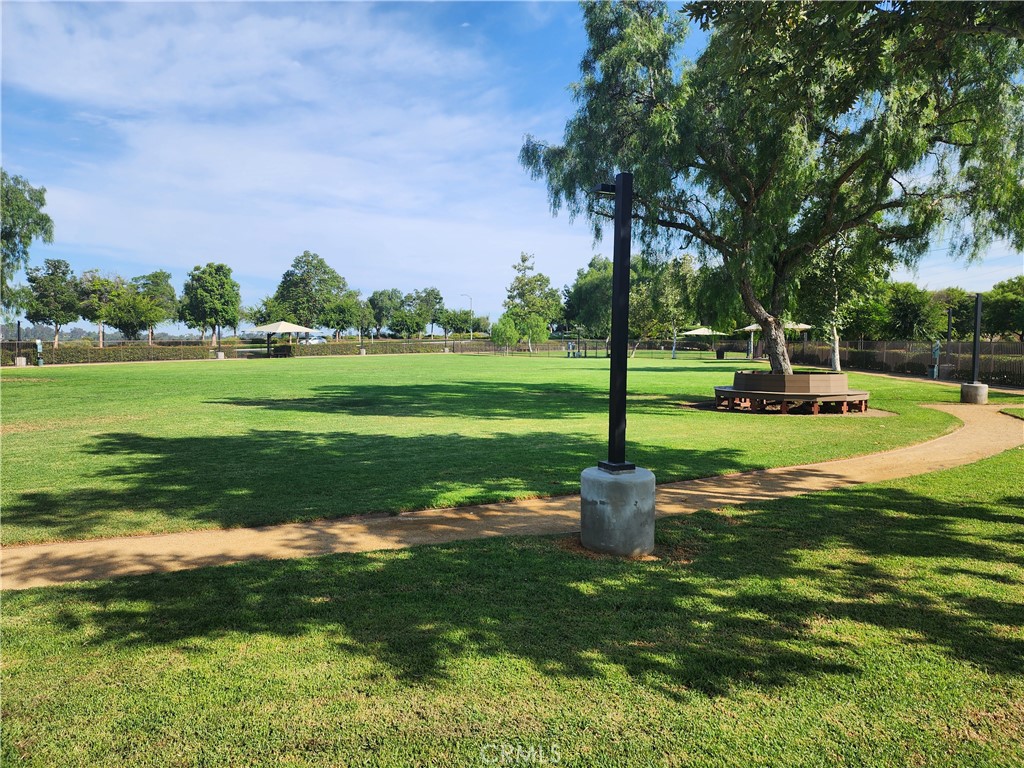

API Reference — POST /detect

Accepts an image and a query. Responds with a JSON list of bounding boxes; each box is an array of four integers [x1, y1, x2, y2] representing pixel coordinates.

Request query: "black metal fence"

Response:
[[789, 339, 1024, 388]]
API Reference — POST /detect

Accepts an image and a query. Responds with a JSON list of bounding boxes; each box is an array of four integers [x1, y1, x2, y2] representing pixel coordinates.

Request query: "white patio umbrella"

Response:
[[682, 327, 725, 355], [252, 321, 318, 356]]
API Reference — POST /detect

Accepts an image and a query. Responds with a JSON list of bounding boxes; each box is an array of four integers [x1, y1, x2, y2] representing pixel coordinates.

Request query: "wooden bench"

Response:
[[714, 386, 870, 415]]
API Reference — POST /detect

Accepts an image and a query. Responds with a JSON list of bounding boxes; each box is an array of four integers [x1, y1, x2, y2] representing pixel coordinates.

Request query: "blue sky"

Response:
[[2, 1, 1020, 330]]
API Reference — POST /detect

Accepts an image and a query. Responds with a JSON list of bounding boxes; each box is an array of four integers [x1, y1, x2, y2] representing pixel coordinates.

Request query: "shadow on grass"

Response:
[[210, 380, 701, 419], [31, 474, 1024, 699], [4, 428, 748, 542]]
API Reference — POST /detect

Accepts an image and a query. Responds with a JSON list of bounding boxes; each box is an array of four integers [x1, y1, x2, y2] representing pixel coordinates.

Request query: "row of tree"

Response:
[[491, 251, 1023, 354], [244, 251, 489, 343], [20, 259, 241, 348]]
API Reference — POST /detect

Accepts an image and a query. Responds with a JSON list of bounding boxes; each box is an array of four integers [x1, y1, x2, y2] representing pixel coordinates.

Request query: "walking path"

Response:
[[3, 403, 1021, 590]]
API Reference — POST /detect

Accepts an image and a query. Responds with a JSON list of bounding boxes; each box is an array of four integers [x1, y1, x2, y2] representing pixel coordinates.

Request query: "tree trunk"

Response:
[[148, 327, 154, 346], [98, 322, 104, 349], [830, 323, 842, 372], [53, 327, 60, 349], [761, 318, 792, 374], [737, 276, 792, 373]]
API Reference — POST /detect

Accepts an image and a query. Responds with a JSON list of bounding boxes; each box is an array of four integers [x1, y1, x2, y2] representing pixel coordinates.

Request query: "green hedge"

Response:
[[1, 345, 214, 366]]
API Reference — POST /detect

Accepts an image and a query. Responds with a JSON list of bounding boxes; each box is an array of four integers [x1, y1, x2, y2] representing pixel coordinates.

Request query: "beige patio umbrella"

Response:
[[682, 326, 726, 355], [252, 321, 317, 356]]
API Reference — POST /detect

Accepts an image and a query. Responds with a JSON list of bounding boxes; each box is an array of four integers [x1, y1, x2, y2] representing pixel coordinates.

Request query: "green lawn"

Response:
[[2, 354, 1021, 545], [3, 446, 1021, 767]]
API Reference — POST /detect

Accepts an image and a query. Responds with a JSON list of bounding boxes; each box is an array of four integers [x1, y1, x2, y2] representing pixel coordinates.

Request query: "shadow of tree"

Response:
[[210, 380, 699, 419], [4, 428, 749, 541], [35, 475, 1024, 699]]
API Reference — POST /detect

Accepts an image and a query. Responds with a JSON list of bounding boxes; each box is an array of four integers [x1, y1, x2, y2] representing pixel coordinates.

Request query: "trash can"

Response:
[[715, 349, 726, 360]]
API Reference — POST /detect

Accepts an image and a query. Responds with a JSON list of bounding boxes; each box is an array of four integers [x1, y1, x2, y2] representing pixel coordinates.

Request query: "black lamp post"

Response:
[[971, 292, 982, 384], [594, 172, 635, 473]]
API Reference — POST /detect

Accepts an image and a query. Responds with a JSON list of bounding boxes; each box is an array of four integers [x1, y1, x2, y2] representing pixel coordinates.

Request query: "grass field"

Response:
[[3, 446, 1021, 767], [2, 354, 1021, 545]]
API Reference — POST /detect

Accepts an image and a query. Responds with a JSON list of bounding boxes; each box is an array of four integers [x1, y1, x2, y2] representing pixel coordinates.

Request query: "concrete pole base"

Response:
[[580, 466, 656, 556], [216, 351, 226, 360], [14, 357, 27, 367], [960, 382, 989, 404]]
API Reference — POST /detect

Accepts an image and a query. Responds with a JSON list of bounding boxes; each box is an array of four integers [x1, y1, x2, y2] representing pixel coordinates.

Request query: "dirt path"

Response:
[[3, 403, 1021, 590]]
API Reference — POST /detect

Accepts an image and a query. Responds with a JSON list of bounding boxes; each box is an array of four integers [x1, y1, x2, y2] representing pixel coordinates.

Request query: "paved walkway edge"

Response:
[[3, 403, 1021, 590]]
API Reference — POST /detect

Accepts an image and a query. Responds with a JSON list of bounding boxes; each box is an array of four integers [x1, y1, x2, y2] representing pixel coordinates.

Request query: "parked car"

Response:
[[299, 336, 328, 345]]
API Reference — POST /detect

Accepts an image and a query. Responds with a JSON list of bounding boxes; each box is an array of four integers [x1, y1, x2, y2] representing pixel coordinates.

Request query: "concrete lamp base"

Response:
[[960, 382, 989, 404], [580, 466, 656, 556]]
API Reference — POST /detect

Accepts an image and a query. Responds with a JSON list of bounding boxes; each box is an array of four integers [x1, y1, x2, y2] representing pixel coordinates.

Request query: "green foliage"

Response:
[[104, 284, 162, 340], [179, 263, 241, 336], [489, 314, 520, 350], [884, 282, 946, 340], [245, 295, 291, 327], [368, 288, 404, 337], [1, 169, 54, 314], [984, 276, 1024, 341], [932, 286, 977, 340], [503, 253, 560, 348], [131, 271, 178, 334], [320, 289, 362, 339], [77, 270, 121, 333], [564, 255, 613, 338], [24, 259, 79, 346], [388, 303, 425, 339], [521, 2, 1024, 374], [272, 251, 347, 329]]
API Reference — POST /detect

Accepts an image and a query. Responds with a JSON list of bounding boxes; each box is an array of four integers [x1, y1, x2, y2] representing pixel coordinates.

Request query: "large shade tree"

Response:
[[132, 270, 177, 345], [25, 258, 79, 348], [179, 263, 241, 345], [1, 170, 54, 316], [273, 251, 348, 330], [521, 1, 1023, 373], [78, 270, 122, 348]]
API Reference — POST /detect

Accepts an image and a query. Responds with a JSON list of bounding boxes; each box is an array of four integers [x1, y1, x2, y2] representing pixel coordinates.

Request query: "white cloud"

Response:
[[5, 2, 601, 320]]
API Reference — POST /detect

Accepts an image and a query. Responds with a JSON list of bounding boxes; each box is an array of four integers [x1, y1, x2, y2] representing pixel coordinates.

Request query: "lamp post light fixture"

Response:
[[593, 173, 635, 472], [579, 171, 656, 557], [960, 292, 989, 404], [461, 293, 473, 341]]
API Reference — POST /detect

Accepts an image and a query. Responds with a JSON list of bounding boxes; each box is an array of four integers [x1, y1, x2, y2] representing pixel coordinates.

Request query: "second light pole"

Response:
[[579, 171, 656, 557]]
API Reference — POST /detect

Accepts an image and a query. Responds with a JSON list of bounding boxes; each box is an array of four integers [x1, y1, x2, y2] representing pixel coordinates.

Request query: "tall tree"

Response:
[[521, 1, 1023, 374], [1, 170, 55, 316], [931, 287, 977, 341], [490, 314, 520, 354], [797, 234, 891, 370], [78, 270, 122, 348], [412, 287, 444, 336], [321, 289, 362, 341], [884, 282, 945, 340], [131, 270, 177, 345], [106, 284, 162, 341], [564, 255, 613, 340], [503, 252, 560, 352], [368, 288, 404, 338], [985, 276, 1024, 341], [25, 259, 79, 349], [273, 251, 347, 329], [180, 263, 241, 345]]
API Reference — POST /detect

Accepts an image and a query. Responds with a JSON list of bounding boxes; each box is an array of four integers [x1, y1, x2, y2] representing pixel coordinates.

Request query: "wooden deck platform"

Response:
[[714, 386, 870, 415]]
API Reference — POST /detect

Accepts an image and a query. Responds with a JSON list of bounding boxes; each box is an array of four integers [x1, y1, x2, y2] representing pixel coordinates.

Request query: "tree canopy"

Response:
[[521, 1, 1023, 373], [25, 258, 78, 348], [2, 170, 55, 315], [273, 251, 348, 329], [179, 263, 241, 341]]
